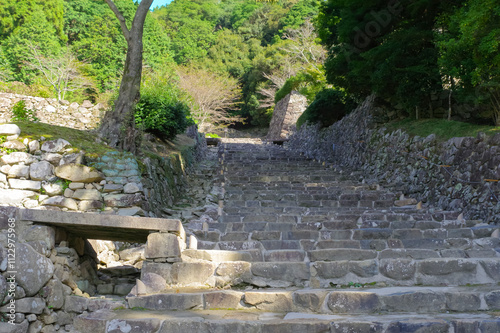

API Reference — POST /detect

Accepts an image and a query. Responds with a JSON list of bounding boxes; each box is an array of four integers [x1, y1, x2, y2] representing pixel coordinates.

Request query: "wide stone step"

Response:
[[74, 308, 500, 333], [123, 286, 500, 315], [198, 235, 500, 253], [142, 254, 500, 288]]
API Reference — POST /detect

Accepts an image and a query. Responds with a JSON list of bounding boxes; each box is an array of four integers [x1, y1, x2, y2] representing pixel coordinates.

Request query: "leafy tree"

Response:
[[201, 29, 254, 78], [2, 8, 63, 83], [278, 0, 319, 34], [25, 46, 91, 101], [142, 16, 173, 69], [296, 88, 353, 128], [317, 0, 446, 111], [99, 0, 154, 152], [135, 67, 192, 140], [63, 0, 108, 43], [71, 13, 126, 91], [156, 0, 221, 64], [0, 0, 65, 40], [178, 67, 243, 132], [438, 0, 500, 125]]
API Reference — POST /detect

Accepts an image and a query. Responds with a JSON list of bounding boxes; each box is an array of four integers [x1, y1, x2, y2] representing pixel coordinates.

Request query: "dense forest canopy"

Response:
[[0, 0, 498, 137]]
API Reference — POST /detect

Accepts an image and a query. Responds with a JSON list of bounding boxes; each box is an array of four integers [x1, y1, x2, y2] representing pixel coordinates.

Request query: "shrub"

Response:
[[11, 100, 39, 122], [134, 70, 193, 141], [135, 95, 192, 141], [297, 89, 354, 129]]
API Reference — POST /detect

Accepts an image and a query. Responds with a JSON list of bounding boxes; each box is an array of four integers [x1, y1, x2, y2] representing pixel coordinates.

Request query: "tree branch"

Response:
[[104, 0, 131, 41], [131, 0, 154, 35]]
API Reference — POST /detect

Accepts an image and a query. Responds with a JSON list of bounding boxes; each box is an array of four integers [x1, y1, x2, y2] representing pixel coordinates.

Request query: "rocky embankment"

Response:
[[288, 96, 500, 223], [0, 93, 103, 130]]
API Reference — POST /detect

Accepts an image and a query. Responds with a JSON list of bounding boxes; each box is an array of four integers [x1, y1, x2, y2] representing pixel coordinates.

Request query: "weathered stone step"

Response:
[[123, 286, 500, 315], [142, 253, 500, 288], [198, 236, 500, 254], [198, 225, 499, 243], [74, 308, 500, 333]]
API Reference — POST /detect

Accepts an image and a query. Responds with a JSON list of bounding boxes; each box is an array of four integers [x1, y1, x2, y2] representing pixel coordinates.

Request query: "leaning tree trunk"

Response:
[[100, 0, 153, 153]]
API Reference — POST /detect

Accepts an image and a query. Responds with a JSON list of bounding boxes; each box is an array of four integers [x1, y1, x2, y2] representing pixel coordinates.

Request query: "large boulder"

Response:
[[7, 165, 29, 178], [42, 196, 78, 210], [0, 189, 37, 205], [1, 152, 34, 165], [41, 278, 65, 310], [2, 140, 26, 151], [0, 124, 21, 136], [41, 139, 71, 153], [72, 189, 102, 201], [55, 164, 104, 183], [15, 243, 54, 296], [30, 161, 54, 181], [8, 179, 41, 191], [266, 91, 307, 141]]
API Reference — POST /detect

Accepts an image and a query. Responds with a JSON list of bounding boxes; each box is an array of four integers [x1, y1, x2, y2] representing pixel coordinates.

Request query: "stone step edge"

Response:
[[73, 308, 500, 333], [125, 286, 500, 314], [141, 256, 500, 291]]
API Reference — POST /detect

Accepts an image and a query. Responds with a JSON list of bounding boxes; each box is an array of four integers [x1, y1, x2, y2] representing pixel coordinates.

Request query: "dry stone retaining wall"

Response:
[[267, 91, 307, 141], [288, 96, 500, 223], [0, 93, 103, 130], [0, 207, 186, 332], [0, 124, 205, 218]]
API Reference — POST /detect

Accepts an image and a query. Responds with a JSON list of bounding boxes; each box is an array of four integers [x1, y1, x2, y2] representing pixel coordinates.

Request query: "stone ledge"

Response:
[[74, 308, 500, 333], [19, 208, 184, 243]]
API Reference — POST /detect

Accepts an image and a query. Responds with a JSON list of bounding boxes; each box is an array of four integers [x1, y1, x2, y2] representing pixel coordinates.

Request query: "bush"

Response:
[[135, 94, 192, 141], [11, 100, 39, 122], [296, 89, 354, 129], [134, 69, 193, 141]]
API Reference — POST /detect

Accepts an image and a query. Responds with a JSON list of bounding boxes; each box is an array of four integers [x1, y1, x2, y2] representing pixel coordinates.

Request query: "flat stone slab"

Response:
[[74, 308, 500, 333], [125, 286, 500, 314], [19, 208, 183, 243]]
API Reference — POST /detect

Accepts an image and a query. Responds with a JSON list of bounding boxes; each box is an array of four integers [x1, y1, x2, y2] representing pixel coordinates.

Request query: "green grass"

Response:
[[13, 121, 115, 156], [384, 118, 500, 141]]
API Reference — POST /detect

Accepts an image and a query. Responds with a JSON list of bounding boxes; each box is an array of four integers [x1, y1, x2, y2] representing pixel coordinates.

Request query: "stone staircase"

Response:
[[75, 138, 500, 332]]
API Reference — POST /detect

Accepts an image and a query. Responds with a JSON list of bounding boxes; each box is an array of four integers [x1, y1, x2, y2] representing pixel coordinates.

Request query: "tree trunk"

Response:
[[99, 0, 153, 153], [491, 90, 500, 126], [448, 76, 455, 121]]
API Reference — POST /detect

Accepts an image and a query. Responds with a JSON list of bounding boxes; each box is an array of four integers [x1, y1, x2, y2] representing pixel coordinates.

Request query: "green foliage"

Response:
[[278, 0, 319, 34], [275, 77, 300, 103], [296, 88, 353, 129], [318, 0, 445, 109], [0, 135, 18, 154], [71, 13, 126, 92], [437, 0, 500, 125], [384, 118, 500, 141], [2, 8, 63, 83], [11, 100, 39, 122], [274, 69, 327, 103], [16, 121, 114, 156], [0, 0, 65, 40], [205, 133, 221, 138], [134, 69, 193, 140], [157, 0, 221, 64]]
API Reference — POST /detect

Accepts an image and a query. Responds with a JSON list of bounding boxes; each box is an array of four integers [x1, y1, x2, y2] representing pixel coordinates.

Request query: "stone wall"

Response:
[[266, 91, 307, 141], [0, 93, 104, 130], [0, 124, 206, 218], [0, 207, 123, 332], [287, 96, 500, 223], [0, 207, 186, 332]]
